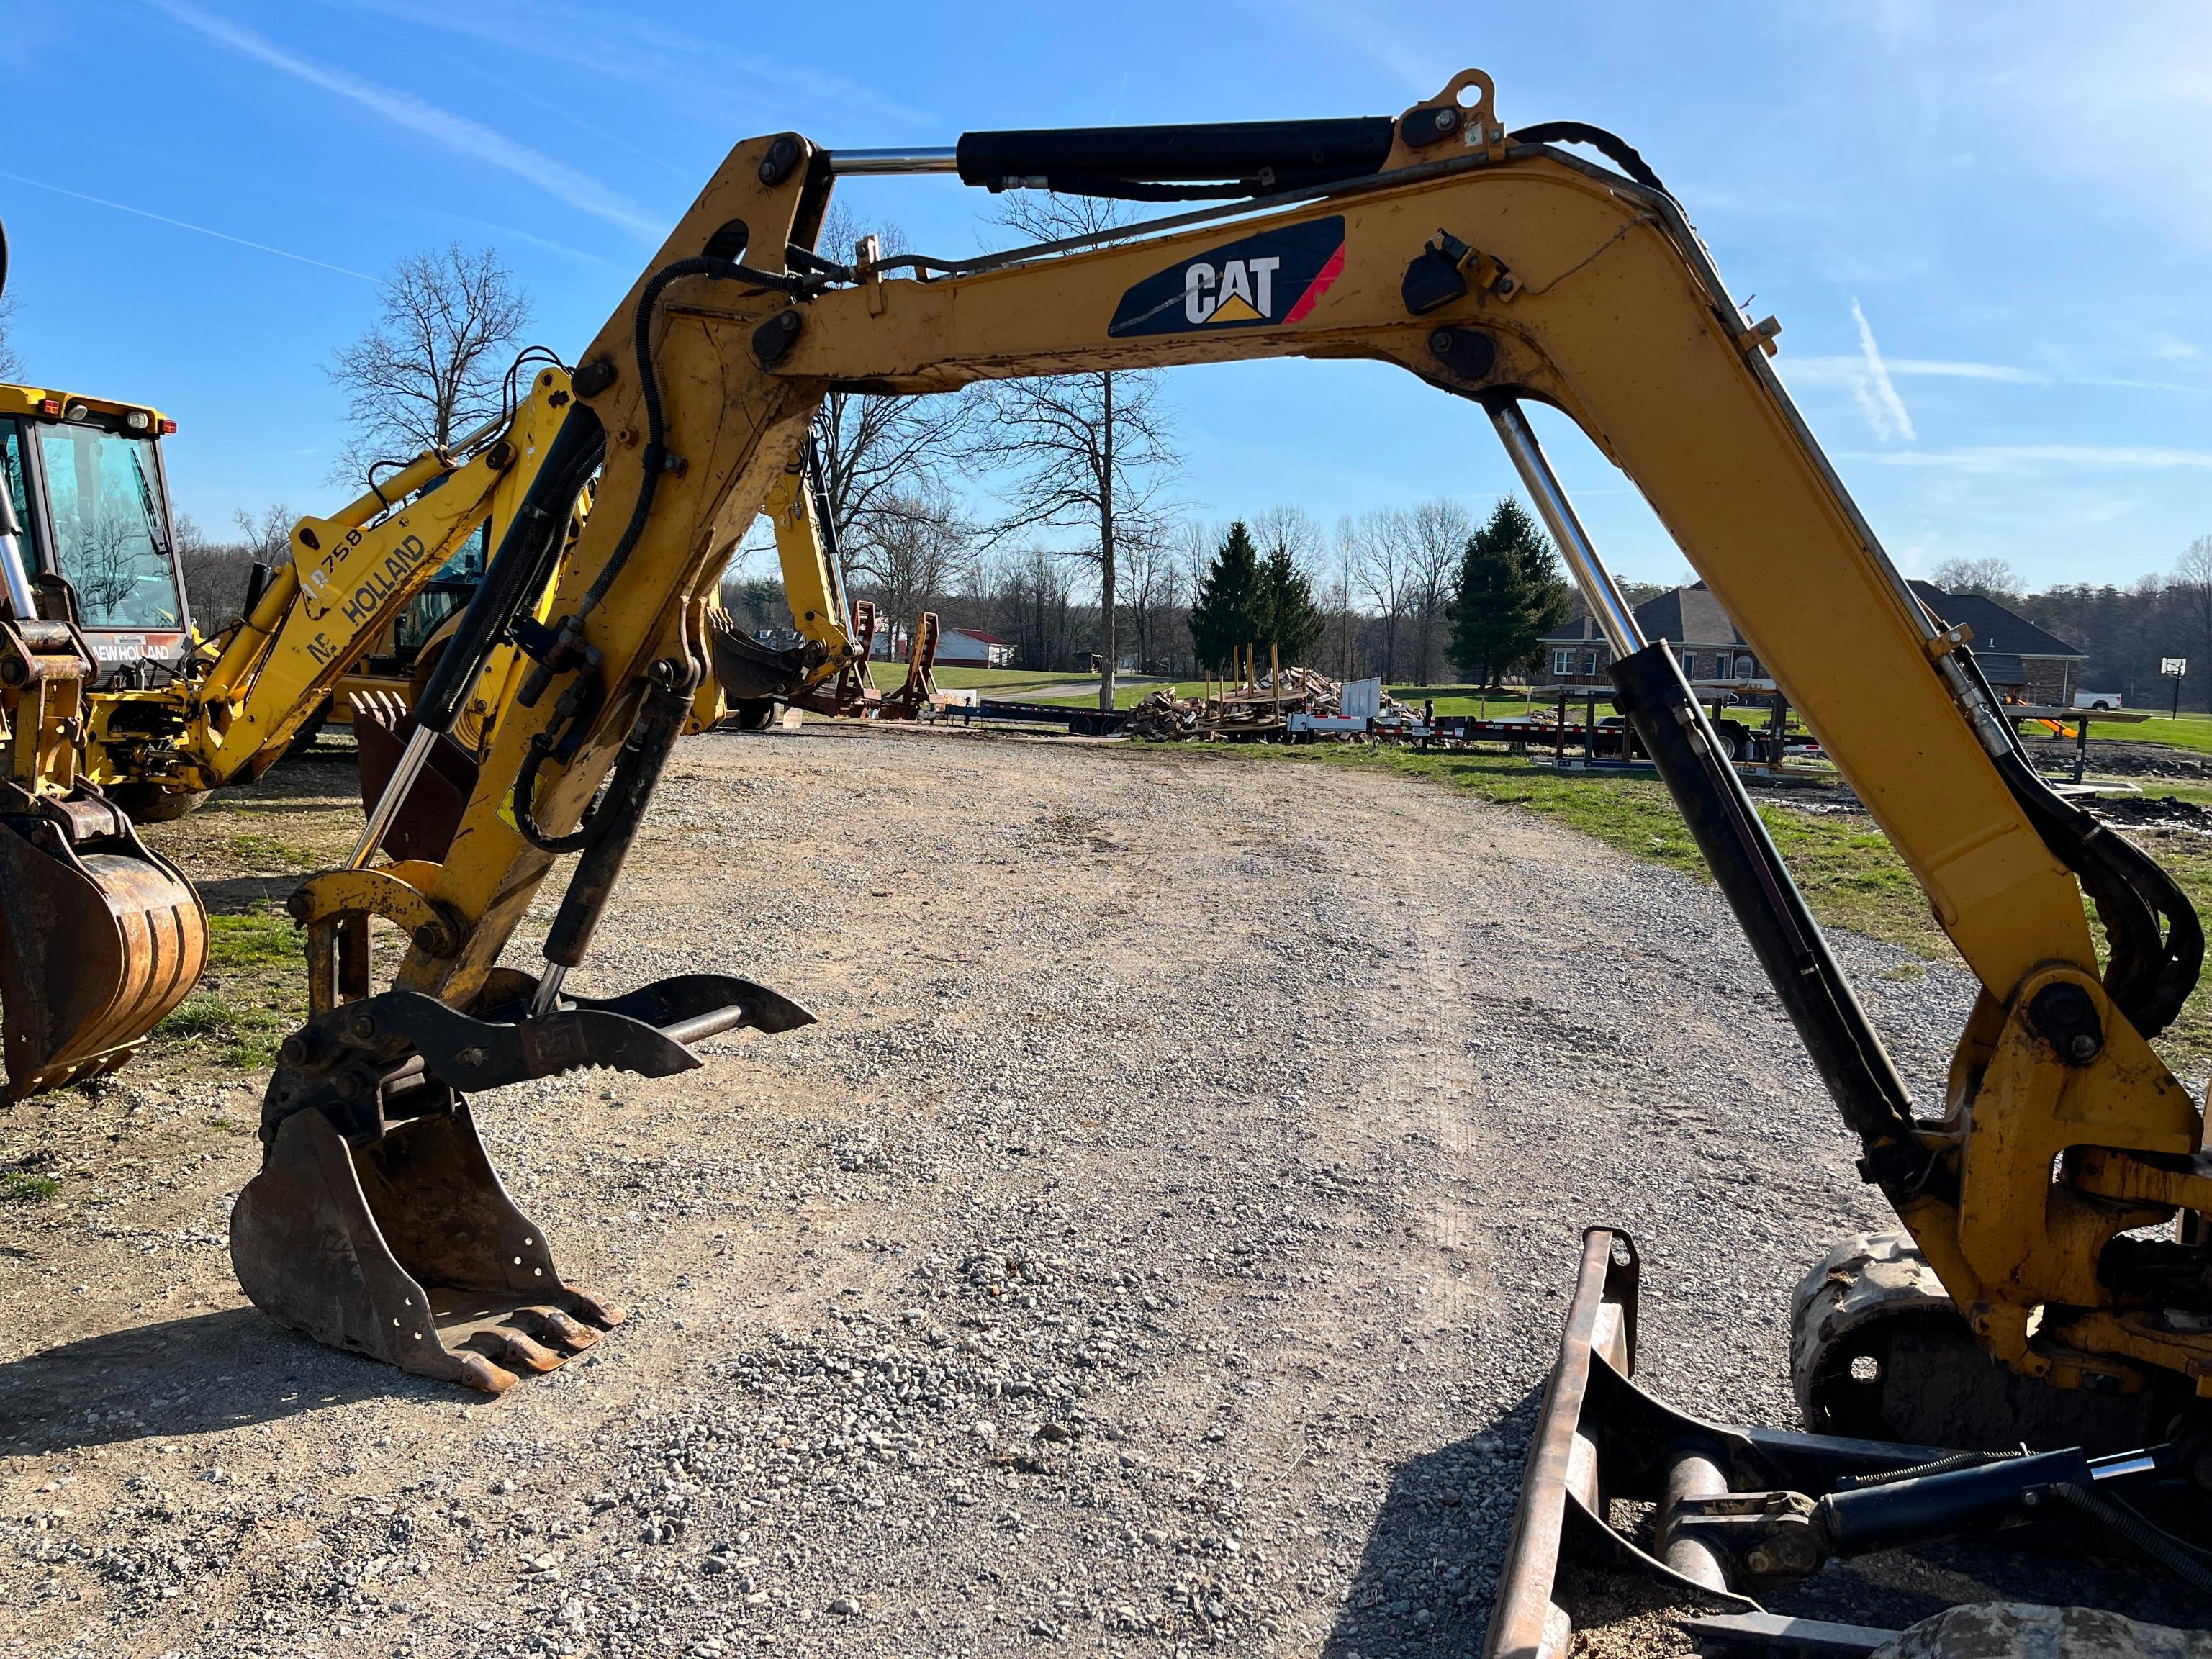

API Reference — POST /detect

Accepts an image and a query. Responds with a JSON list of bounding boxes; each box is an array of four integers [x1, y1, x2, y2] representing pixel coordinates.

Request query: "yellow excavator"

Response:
[[34, 69, 2212, 1640]]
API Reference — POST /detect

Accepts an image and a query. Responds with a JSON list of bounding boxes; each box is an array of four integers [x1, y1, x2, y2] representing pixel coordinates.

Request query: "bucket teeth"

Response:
[[477, 1326, 566, 1375], [230, 1103, 621, 1394]]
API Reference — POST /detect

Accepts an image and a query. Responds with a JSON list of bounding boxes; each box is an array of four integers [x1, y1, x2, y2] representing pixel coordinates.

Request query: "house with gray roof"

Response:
[[1536, 583, 1765, 691], [1536, 580, 2084, 703]]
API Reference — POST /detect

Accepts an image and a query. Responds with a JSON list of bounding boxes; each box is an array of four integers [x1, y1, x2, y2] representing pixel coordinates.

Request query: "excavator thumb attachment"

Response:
[[353, 691, 481, 865], [0, 792, 207, 1100]]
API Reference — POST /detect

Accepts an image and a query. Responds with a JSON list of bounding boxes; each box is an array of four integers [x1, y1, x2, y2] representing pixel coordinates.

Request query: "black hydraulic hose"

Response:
[[503, 256, 809, 854], [582, 256, 810, 621], [511, 720, 613, 856], [412, 404, 608, 733], [1950, 641, 2203, 1036], [1515, 120, 1673, 198], [1835, 1450, 2021, 1491], [2049, 1482, 2212, 1594], [0, 214, 10, 302]]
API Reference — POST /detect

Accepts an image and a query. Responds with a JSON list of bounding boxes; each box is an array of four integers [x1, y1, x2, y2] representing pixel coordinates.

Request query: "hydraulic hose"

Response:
[[2049, 1482, 2212, 1594], [1515, 121, 1673, 198], [505, 254, 811, 855]]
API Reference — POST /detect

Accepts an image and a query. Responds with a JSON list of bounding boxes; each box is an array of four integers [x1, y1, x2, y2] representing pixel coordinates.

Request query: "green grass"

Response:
[[2078, 708, 2212, 753], [2, 1171, 59, 1203], [1031, 679, 1209, 710], [153, 905, 304, 1069], [867, 663, 1079, 695], [220, 831, 322, 873]]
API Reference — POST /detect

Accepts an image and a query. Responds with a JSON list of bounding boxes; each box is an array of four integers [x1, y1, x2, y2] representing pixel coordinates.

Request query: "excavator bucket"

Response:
[[0, 797, 207, 1099], [230, 1101, 622, 1393], [353, 691, 481, 864], [705, 607, 811, 729], [233, 969, 813, 1390]]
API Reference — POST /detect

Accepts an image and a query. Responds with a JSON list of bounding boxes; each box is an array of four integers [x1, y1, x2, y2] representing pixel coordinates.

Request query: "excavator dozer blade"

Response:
[[230, 1103, 623, 1394], [0, 808, 207, 1100], [353, 691, 481, 865]]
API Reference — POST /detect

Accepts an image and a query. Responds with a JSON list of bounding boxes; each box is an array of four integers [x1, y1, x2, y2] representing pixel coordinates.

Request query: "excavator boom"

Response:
[[212, 77, 2204, 1637]]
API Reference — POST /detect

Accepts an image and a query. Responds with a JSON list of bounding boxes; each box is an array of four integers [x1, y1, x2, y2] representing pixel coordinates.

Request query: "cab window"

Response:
[[37, 423, 182, 628], [0, 420, 36, 557]]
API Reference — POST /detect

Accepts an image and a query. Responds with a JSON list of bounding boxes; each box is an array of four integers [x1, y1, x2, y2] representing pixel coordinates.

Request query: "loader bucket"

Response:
[[0, 808, 207, 1100], [353, 692, 480, 864], [230, 1102, 622, 1393]]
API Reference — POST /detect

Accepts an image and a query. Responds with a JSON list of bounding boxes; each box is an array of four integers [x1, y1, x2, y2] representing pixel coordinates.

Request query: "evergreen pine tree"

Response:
[[1188, 521, 1263, 672], [1507, 504, 1572, 670], [1450, 520, 1532, 687], [1257, 548, 1324, 667], [1450, 497, 1566, 684]]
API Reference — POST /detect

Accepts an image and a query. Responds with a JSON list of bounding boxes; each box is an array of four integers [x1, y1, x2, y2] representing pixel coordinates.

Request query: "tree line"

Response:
[[118, 225, 2209, 705]]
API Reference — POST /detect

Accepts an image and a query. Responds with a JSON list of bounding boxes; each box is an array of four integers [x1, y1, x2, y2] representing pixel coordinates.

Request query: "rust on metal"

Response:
[[1484, 1226, 1640, 1659], [0, 806, 208, 1099], [229, 1103, 623, 1394]]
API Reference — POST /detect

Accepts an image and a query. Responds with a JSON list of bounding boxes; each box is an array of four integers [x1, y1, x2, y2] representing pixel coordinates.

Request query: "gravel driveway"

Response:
[[0, 725, 2013, 1656]]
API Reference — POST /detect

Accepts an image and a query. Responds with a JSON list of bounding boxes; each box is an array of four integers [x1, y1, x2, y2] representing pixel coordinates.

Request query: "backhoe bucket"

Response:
[[353, 691, 481, 864], [230, 1102, 622, 1394], [0, 805, 207, 1100]]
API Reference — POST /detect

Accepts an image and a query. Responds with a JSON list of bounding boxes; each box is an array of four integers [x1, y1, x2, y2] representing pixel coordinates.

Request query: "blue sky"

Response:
[[4, 0, 2208, 589]]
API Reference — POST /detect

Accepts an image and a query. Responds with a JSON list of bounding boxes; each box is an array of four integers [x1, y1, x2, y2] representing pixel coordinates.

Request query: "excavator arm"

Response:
[[240, 73, 2207, 1422], [86, 367, 579, 800]]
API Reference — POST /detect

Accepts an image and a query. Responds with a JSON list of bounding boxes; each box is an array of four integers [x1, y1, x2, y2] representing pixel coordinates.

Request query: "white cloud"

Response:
[[1784, 355, 2046, 387], [148, 0, 659, 240], [1850, 299, 1915, 443], [1846, 444, 2212, 473], [0, 168, 371, 279]]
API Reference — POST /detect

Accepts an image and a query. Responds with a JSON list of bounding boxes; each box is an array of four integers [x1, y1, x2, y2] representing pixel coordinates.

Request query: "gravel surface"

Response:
[[0, 723, 2093, 1656]]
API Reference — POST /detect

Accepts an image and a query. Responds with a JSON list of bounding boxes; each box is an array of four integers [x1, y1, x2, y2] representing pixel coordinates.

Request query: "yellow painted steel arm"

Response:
[[350, 76, 2202, 1395], [89, 369, 575, 793], [762, 461, 859, 683]]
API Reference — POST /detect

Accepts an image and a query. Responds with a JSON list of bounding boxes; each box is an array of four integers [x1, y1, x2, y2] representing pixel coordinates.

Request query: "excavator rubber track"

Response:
[[0, 797, 207, 1099]]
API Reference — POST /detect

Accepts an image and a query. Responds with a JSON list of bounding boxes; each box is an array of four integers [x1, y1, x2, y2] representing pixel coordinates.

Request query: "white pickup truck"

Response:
[[2073, 691, 2124, 711]]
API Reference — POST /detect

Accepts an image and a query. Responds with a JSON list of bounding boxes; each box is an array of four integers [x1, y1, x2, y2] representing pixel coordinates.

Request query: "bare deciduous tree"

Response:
[[1404, 498, 1473, 682], [328, 244, 530, 485], [847, 484, 972, 647], [1252, 505, 1324, 571], [1931, 554, 2024, 607], [811, 208, 982, 559], [2174, 537, 2212, 705], [1119, 523, 1185, 675], [173, 504, 293, 628], [979, 193, 1179, 705], [1346, 508, 1419, 679], [0, 295, 22, 382]]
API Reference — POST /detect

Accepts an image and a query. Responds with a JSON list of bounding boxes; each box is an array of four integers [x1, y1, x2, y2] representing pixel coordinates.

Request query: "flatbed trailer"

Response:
[[977, 698, 1128, 737]]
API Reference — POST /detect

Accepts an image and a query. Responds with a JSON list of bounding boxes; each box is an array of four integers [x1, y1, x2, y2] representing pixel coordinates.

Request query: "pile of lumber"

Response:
[[1125, 669, 1409, 741]]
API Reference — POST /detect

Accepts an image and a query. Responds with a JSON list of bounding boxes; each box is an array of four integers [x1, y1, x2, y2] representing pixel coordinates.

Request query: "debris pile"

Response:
[[1126, 669, 1412, 741]]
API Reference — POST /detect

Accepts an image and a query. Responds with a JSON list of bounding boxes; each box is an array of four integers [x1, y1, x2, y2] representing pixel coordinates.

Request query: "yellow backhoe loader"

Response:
[[0, 359, 582, 1100], [0, 220, 209, 1095], [81, 68, 2211, 1637]]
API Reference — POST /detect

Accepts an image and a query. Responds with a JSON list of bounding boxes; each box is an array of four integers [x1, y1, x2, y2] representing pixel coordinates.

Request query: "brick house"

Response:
[[1535, 581, 2083, 704], [1904, 583, 2082, 705], [1535, 584, 1767, 690]]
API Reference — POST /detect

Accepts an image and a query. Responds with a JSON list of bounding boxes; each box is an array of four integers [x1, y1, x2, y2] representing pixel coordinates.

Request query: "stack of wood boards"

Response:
[[1125, 669, 1411, 741]]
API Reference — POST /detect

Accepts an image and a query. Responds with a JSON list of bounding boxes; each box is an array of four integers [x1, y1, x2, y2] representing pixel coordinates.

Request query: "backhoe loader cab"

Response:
[[0, 384, 191, 687]]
